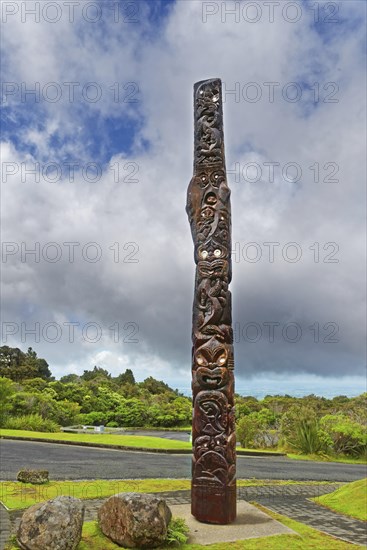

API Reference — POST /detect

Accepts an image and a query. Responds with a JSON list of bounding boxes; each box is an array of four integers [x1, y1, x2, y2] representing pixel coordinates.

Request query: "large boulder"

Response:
[[17, 496, 84, 550], [98, 492, 172, 548]]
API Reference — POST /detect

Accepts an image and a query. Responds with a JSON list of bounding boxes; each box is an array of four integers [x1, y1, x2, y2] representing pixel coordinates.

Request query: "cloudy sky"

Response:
[[1, 0, 366, 397]]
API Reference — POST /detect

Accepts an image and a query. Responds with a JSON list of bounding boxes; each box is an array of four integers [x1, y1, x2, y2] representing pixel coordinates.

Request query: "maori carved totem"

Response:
[[186, 78, 236, 524]]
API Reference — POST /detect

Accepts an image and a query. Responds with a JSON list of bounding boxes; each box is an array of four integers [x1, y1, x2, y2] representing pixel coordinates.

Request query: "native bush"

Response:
[[0, 377, 16, 427], [51, 400, 81, 426], [318, 414, 367, 456], [280, 406, 324, 454], [114, 399, 148, 427], [147, 397, 191, 427], [236, 409, 278, 448], [78, 411, 113, 426], [4, 413, 59, 432], [106, 421, 119, 427]]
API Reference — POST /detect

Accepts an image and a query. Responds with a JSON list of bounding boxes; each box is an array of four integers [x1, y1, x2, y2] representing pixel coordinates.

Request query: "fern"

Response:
[[165, 517, 190, 546]]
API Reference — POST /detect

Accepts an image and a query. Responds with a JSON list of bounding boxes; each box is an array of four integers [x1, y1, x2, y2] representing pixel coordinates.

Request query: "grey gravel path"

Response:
[[254, 495, 367, 546], [0, 504, 11, 550]]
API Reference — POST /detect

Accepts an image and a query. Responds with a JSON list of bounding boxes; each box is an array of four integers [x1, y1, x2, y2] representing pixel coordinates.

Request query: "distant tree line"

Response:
[[0, 346, 365, 458], [235, 393, 367, 457], [0, 346, 191, 430]]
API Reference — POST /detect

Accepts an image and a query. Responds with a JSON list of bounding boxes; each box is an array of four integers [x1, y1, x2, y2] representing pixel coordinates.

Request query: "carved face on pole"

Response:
[[187, 78, 236, 525]]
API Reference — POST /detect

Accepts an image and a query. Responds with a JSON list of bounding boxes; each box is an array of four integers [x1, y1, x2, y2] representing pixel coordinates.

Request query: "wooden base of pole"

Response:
[[191, 482, 236, 524]]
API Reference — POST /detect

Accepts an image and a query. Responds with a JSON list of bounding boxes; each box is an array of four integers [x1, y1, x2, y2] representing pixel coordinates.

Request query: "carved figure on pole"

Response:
[[186, 78, 236, 525]]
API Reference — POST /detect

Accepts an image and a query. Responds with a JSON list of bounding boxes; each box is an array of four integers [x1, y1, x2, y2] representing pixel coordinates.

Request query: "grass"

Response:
[[287, 453, 367, 465], [74, 516, 366, 549], [121, 426, 192, 432], [0, 478, 337, 511], [5, 504, 360, 549], [312, 478, 367, 521], [63, 426, 192, 433], [0, 479, 190, 510], [0, 429, 191, 450], [0, 429, 284, 455], [2, 429, 365, 464]]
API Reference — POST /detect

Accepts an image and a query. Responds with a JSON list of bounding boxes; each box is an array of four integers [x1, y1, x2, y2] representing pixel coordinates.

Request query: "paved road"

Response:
[[1, 440, 366, 482]]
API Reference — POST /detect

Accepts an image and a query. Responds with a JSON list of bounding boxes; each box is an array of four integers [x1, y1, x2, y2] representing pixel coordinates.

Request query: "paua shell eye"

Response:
[[211, 171, 224, 187], [196, 355, 204, 365], [218, 355, 226, 365], [199, 174, 209, 188]]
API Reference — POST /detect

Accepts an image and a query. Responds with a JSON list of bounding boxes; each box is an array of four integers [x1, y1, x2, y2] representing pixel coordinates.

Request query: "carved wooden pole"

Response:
[[186, 78, 236, 524]]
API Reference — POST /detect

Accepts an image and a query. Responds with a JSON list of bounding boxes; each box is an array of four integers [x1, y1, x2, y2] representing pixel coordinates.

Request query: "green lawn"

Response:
[[0, 429, 282, 456], [78, 505, 362, 549], [5, 505, 360, 549], [0, 429, 191, 450], [2, 429, 365, 464], [123, 426, 192, 432], [287, 453, 367, 465], [313, 478, 367, 521], [0, 479, 336, 511]]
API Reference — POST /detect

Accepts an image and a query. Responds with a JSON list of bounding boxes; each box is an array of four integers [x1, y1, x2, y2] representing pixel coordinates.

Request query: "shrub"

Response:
[[106, 421, 119, 427], [4, 414, 59, 432], [236, 409, 278, 448], [78, 411, 112, 426], [147, 399, 191, 428], [319, 414, 367, 456], [237, 414, 262, 448], [114, 399, 149, 427], [165, 517, 189, 546], [280, 406, 323, 454], [52, 400, 81, 426], [0, 377, 15, 427]]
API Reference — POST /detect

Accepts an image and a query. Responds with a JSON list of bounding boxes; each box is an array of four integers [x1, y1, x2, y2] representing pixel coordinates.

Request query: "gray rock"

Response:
[[17, 469, 49, 484], [98, 492, 172, 548], [17, 496, 84, 550]]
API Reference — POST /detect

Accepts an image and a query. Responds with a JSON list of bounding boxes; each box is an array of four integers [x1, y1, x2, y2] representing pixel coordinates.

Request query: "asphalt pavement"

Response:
[[1, 440, 366, 482]]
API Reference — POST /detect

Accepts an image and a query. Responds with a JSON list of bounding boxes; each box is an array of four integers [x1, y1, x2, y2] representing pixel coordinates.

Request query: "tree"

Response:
[[48, 381, 88, 405], [0, 377, 16, 426], [234, 396, 261, 418], [22, 377, 48, 392], [319, 414, 367, 456], [115, 399, 148, 427], [262, 395, 296, 415], [0, 346, 52, 381], [81, 366, 111, 381], [0, 346, 34, 381], [348, 393, 367, 424], [59, 374, 81, 384], [140, 377, 172, 395], [115, 369, 135, 386], [24, 348, 52, 379], [148, 397, 191, 427], [236, 409, 278, 449]]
